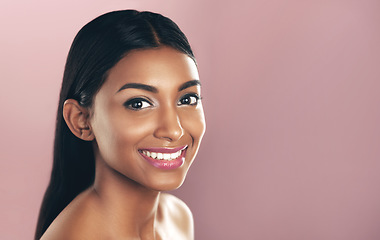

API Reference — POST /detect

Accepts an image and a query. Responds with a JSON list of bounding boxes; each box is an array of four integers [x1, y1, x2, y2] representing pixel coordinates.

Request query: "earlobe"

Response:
[[62, 99, 95, 141]]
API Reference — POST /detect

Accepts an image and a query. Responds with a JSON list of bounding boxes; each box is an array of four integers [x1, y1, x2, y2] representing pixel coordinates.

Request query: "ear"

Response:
[[62, 99, 95, 141]]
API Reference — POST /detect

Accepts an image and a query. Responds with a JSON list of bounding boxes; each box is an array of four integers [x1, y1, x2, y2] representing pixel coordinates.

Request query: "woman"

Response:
[[35, 10, 205, 239]]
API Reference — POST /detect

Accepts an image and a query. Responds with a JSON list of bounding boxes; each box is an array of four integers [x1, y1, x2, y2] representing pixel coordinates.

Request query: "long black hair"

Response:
[[35, 10, 195, 239]]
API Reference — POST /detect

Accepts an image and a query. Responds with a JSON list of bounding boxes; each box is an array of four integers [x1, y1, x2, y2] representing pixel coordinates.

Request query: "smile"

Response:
[[141, 149, 183, 161], [138, 146, 188, 170]]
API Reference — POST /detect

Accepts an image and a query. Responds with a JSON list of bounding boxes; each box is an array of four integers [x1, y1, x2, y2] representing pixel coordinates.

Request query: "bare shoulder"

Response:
[[40, 189, 102, 240], [159, 193, 194, 239]]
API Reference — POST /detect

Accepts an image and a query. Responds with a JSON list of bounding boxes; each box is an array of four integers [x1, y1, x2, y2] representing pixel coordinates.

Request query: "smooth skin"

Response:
[[41, 46, 206, 240]]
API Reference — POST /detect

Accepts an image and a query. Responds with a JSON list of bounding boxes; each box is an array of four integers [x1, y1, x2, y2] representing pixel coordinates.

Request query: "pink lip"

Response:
[[138, 146, 188, 170], [140, 145, 187, 154]]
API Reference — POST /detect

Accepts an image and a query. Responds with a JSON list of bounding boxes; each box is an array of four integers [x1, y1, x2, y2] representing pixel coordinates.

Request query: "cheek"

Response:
[[181, 106, 206, 142], [91, 109, 155, 163]]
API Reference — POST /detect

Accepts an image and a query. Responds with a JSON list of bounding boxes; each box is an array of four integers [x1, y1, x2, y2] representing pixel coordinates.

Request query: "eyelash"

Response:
[[123, 93, 202, 111], [177, 93, 201, 106], [124, 97, 152, 111]]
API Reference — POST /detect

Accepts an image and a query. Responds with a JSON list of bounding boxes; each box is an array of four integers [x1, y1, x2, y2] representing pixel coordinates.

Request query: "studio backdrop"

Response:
[[1, 0, 380, 239]]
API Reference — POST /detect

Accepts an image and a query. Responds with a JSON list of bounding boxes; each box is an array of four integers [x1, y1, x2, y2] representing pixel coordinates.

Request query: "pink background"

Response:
[[1, 0, 380, 239]]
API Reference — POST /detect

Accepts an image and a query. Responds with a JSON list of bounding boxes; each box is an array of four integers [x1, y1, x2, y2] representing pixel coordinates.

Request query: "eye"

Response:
[[124, 98, 152, 110], [178, 93, 200, 106]]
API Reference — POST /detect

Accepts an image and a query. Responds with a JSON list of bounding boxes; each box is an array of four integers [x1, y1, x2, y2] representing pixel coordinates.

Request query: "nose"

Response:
[[153, 106, 184, 142]]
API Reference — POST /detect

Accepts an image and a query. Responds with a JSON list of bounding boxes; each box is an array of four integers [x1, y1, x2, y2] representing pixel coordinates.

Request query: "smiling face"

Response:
[[88, 46, 205, 191]]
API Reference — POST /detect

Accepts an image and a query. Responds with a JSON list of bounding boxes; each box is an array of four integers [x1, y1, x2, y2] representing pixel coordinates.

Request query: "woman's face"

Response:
[[89, 46, 205, 191]]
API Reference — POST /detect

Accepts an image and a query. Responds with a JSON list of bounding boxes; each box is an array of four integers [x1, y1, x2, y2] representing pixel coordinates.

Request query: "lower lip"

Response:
[[139, 148, 187, 170]]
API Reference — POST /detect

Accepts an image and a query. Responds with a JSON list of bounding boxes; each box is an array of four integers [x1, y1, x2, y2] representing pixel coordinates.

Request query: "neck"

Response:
[[92, 155, 161, 238]]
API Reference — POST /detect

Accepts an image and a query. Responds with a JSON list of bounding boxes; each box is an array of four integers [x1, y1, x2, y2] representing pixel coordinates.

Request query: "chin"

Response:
[[145, 173, 187, 192]]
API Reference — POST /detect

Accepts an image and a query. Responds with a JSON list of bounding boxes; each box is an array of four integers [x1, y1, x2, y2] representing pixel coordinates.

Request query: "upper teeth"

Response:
[[142, 149, 183, 161]]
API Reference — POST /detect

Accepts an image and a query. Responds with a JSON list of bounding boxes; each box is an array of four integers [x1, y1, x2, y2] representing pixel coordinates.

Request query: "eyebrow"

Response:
[[116, 83, 158, 94], [116, 80, 201, 94], [178, 80, 201, 91]]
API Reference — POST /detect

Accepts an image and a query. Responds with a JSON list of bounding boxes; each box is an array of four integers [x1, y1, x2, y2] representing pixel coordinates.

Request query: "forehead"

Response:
[[102, 46, 199, 93]]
